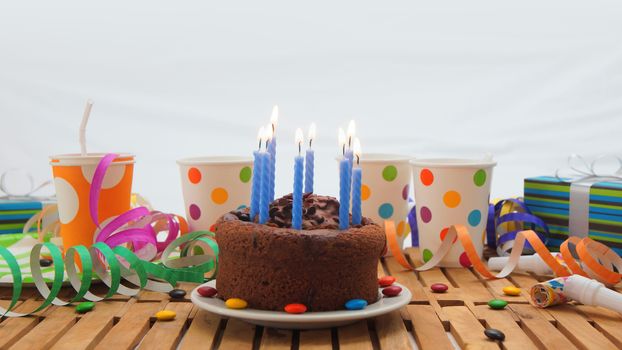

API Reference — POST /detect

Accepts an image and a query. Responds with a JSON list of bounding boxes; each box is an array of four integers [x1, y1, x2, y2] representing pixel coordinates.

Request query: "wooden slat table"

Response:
[[1, 247, 621, 349]]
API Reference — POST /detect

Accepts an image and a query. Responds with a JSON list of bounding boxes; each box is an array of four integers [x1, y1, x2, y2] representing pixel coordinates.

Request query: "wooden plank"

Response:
[[576, 305, 622, 348], [95, 302, 163, 350], [50, 301, 124, 350], [546, 304, 618, 350], [259, 327, 293, 350], [218, 319, 257, 349], [443, 268, 494, 303], [338, 321, 373, 350], [383, 256, 428, 302], [475, 305, 538, 350], [406, 305, 453, 350], [10, 305, 77, 350], [442, 306, 498, 350], [0, 300, 45, 348], [178, 309, 221, 350], [374, 310, 411, 350], [138, 302, 193, 350], [299, 329, 332, 350], [509, 304, 578, 350]]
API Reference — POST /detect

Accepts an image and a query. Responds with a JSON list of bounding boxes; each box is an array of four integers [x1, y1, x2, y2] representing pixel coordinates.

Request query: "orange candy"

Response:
[[284, 303, 307, 314], [378, 276, 396, 287]]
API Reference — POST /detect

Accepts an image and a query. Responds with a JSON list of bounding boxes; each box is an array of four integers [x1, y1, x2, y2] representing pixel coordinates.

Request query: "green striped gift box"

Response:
[[524, 176, 622, 255]]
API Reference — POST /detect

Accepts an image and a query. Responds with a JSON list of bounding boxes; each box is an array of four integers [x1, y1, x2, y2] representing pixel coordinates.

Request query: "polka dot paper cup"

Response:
[[50, 153, 135, 253], [177, 156, 253, 231], [357, 154, 413, 254], [411, 158, 496, 267]]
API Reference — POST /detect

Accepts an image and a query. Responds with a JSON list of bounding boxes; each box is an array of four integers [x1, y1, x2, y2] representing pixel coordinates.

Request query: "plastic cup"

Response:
[[50, 153, 135, 252], [177, 156, 253, 231], [350, 154, 413, 252], [411, 158, 496, 267]]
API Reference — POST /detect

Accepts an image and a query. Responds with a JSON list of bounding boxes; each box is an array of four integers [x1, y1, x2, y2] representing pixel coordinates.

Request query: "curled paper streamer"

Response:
[[530, 277, 568, 308], [386, 221, 622, 286], [491, 199, 549, 256], [0, 169, 53, 199]]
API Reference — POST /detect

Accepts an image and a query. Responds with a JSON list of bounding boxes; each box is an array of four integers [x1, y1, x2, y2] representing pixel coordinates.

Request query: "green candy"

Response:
[[488, 299, 508, 310], [76, 301, 95, 313]]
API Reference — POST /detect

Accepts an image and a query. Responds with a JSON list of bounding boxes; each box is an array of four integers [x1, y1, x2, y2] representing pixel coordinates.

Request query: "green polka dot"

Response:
[[239, 166, 252, 183], [382, 165, 398, 182], [422, 249, 433, 263], [473, 169, 486, 187]]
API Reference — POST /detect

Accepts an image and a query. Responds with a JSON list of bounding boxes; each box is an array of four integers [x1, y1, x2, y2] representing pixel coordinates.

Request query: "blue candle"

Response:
[[268, 106, 278, 202], [351, 138, 362, 225], [339, 156, 351, 230], [249, 127, 264, 221], [292, 128, 304, 229], [259, 149, 271, 225], [304, 123, 316, 193]]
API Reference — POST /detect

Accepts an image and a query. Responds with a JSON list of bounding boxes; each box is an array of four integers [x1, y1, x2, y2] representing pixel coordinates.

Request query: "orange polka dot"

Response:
[[420, 169, 434, 186], [188, 167, 202, 184], [361, 184, 371, 201], [397, 221, 405, 236], [211, 187, 228, 204], [439, 227, 457, 243], [443, 190, 461, 208]]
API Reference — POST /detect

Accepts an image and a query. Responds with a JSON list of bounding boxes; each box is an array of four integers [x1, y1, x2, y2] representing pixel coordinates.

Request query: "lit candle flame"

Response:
[[338, 128, 346, 154], [346, 120, 356, 148], [295, 128, 304, 154], [353, 138, 362, 164], [270, 105, 279, 132], [308, 123, 316, 148], [265, 123, 274, 143]]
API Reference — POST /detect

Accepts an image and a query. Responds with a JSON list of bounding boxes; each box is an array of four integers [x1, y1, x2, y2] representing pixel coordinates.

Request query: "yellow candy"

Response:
[[225, 298, 248, 309], [155, 310, 176, 321], [502, 286, 521, 296]]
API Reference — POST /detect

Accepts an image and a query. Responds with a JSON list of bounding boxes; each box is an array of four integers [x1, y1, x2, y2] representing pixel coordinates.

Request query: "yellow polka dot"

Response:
[[443, 190, 461, 208], [397, 221, 405, 236], [211, 187, 229, 204], [361, 184, 371, 201], [404, 222, 411, 236]]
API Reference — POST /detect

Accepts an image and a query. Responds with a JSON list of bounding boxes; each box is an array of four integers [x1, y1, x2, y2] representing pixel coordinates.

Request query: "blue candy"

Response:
[[345, 299, 368, 310]]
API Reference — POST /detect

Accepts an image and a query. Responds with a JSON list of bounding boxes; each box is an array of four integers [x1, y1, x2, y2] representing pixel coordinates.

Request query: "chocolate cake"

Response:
[[214, 193, 386, 311]]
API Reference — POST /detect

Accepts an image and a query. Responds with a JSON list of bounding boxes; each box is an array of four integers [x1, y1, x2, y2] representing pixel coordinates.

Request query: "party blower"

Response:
[[530, 275, 622, 313]]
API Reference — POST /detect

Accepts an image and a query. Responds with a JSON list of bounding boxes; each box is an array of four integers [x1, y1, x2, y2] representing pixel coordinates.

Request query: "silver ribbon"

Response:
[[556, 154, 622, 238], [0, 169, 54, 200]]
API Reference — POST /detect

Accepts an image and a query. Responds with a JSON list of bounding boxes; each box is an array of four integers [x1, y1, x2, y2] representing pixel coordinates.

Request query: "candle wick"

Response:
[[356, 154, 360, 165], [348, 137, 352, 149], [298, 142, 301, 155], [309, 139, 313, 149], [258, 139, 262, 151], [272, 124, 275, 134]]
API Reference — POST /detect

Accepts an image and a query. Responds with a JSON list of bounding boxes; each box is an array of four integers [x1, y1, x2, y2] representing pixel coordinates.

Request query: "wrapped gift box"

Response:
[[0, 199, 56, 235], [524, 176, 622, 255]]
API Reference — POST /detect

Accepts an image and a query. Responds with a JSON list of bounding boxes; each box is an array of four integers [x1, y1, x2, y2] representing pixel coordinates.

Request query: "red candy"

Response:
[[197, 286, 218, 298], [430, 283, 448, 293], [382, 285, 402, 297], [378, 276, 396, 287], [284, 303, 307, 314]]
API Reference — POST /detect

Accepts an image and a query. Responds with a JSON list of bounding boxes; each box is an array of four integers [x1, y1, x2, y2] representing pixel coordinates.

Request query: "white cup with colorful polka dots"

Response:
[[357, 154, 413, 252], [177, 156, 253, 231], [411, 158, 496, 267]]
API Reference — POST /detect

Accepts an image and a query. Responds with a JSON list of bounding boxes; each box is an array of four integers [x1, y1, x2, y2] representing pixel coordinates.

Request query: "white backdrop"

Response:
[[1, 1, 622, 214]]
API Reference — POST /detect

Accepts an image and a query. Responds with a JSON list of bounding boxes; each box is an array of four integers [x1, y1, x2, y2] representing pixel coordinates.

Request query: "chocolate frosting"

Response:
[[224, 193, 373, 230]]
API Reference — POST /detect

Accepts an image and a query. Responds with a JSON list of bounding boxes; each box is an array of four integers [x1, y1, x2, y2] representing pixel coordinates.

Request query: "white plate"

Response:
[[190, 280, 411, 329]]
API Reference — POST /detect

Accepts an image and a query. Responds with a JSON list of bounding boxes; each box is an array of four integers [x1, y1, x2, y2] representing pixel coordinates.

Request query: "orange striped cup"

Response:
[[50, 153, 135, 252]]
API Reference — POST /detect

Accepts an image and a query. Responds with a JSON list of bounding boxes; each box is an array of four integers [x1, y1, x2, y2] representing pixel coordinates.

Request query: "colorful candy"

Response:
[[75, 301, 94, 314], [39, 259, 53, 267], [484, 328, 505, 341], [284, 303, 307, 314], [155, 310, 176, 321], [197, 286, 218, 298], [378, 276, 396, 287], [487, 299, 508, 309], [502, 286, 521, 296], [345, 299, 368, 310], [225, 298, 248, 309], [430, 283, 448, 293], [169, 289, 187, 299], [382, 285, 402, 297]]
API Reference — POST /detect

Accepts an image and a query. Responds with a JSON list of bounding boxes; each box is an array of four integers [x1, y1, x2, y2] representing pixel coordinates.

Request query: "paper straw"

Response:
[[80, 99, 94, 156]]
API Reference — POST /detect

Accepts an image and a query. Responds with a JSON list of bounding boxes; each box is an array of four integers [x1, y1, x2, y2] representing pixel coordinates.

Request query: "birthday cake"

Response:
[[214, 193, 385, 311]]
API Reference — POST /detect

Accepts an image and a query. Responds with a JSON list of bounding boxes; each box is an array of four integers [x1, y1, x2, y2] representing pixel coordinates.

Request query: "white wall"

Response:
[[1, 0, 622, 214]]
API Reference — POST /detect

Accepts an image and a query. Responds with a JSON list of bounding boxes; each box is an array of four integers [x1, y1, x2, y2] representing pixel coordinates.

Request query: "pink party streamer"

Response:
[[90, 154, 180, 261]]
